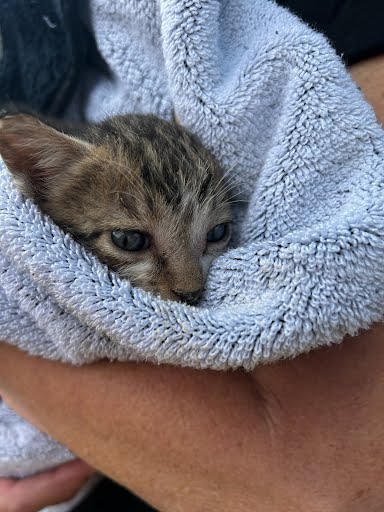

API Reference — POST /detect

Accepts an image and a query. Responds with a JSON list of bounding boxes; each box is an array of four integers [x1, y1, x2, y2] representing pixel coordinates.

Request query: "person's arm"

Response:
[[1, 55, 384, 512], [350, 54, 384, 124], [0, 323, 383, 512]]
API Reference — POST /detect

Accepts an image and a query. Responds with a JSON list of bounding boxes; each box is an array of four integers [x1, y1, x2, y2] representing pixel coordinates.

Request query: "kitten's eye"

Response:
[[206, 223, 230, 243], [111, 230, 150, 251]]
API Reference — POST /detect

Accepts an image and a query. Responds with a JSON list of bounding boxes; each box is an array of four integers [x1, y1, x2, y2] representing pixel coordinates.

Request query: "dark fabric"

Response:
[[73, 478, 156, 512], [277, 0, 384, 64], [0, 0, 92, 115]]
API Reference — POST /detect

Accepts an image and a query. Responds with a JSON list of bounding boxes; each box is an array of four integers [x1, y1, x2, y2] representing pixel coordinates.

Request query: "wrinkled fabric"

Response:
[[0, 0, 383, 481]]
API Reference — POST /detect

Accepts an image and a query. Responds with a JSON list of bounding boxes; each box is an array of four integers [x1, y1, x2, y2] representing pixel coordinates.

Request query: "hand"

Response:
[[0, 460, 94, 512]]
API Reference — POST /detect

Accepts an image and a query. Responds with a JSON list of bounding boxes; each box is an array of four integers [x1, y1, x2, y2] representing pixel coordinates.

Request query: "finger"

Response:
[[0, 460, 95, 512]]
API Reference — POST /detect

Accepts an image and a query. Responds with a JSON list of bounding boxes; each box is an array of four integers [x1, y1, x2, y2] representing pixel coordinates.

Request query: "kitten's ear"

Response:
[[0, 113, 91, 200]]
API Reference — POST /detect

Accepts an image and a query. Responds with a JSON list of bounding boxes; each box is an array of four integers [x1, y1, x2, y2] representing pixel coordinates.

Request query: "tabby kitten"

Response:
[[0, 112, 232, 304]]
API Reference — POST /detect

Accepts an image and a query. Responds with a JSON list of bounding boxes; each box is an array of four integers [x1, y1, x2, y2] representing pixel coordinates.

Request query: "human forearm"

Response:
[[1, 325, 384, 512], [350, 53, 384, 124], [0, 345, 270, 511]]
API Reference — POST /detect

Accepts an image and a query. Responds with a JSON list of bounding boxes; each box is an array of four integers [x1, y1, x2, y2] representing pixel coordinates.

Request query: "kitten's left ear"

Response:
[[0, 113, 91, 200]]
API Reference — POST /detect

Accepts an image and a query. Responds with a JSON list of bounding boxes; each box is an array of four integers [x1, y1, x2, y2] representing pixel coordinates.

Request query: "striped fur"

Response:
[[0, 113, 232, 302]]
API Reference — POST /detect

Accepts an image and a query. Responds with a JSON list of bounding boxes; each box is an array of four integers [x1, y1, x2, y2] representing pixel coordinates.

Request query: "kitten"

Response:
[[0, 112, 232, 304]]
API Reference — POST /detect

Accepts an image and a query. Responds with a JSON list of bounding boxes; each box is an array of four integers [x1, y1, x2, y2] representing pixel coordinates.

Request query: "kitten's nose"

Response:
[[172, 289, 202, 305]]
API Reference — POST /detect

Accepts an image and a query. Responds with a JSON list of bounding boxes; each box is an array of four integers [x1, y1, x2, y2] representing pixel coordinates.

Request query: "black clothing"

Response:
[[277, 0, 384, 64]]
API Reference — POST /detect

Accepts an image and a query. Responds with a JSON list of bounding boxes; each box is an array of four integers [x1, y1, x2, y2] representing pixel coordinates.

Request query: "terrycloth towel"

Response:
[[1, 0, 384, 483]]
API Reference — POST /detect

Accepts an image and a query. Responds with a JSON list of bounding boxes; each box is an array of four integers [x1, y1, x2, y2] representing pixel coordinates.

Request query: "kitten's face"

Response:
[[0, 113, 232, 303]]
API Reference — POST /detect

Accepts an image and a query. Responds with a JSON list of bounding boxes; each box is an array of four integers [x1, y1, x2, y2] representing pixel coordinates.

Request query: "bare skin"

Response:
[[0, 325, 384, 512], [0, 460, 93, 512], [350, 54, 384, 124], [0, 56, 384, 511]]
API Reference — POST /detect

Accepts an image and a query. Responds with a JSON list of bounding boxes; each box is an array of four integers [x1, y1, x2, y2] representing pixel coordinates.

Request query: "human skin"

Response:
[[349, 54, 384, 125], [0, 324, 384, 512], [0, 460, 94, 511], [0, 56, 384, 511]]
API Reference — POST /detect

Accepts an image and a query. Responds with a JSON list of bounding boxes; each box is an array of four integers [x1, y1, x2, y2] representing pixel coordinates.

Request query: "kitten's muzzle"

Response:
[[172, 289, 202, 305]]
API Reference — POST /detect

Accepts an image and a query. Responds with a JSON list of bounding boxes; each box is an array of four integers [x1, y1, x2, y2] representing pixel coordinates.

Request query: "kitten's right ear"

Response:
[[0, 113, 91, 200]]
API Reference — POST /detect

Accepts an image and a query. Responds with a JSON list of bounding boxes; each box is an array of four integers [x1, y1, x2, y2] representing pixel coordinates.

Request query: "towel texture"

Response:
[[0, 0, 384, 479]]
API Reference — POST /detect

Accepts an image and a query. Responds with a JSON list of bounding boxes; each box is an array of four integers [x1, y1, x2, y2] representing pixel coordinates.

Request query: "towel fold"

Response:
[[0, 0, 383, 483]]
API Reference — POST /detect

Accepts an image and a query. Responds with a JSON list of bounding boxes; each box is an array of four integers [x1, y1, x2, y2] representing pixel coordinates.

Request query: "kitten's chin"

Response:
[[154, 288, 202, 305], [135, 284, 187, 304], [127, 277, 203, 304], [151, 287, 182, 303], [127, 281, 177, 302]]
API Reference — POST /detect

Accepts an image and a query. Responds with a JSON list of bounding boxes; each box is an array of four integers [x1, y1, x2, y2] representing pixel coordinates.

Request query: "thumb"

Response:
[[0, 460, 95, 512]]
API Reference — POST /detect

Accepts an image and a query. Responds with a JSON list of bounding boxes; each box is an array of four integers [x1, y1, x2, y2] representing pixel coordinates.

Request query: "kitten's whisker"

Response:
[[228, 190, 245, 200], [222, 167, 245, 188], [228, 199, 248, 204], [210, 164, 244, 198]]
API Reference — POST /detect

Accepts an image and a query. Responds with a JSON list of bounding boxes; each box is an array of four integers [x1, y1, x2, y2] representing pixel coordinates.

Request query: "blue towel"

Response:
[[0, 0, 383, 481]]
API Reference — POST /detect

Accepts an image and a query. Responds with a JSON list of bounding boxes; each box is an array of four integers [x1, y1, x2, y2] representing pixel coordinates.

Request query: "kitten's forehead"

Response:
[[97, 116, 228, 220], [58, 115, 231, 240], [102, 115, 222, 186]]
